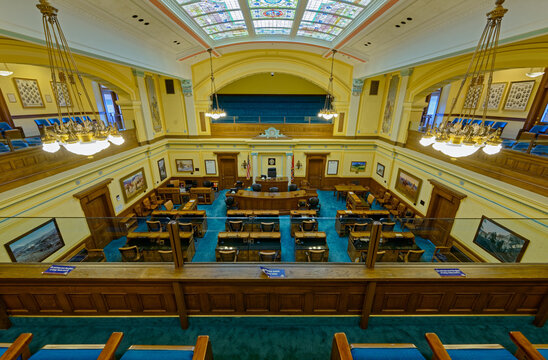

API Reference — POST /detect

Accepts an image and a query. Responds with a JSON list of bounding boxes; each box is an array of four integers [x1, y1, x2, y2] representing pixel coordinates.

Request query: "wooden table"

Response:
[[346, 191, 369, 210], [126, 231, 195, 262], [294, 231, 328, 262], [190, 187, 214, 204], [347, 232, 418, 263], [216, 232, 282, 261], [181, 199, 197, 211], [334, 185, 368, 201], [150, 210, 208, 237], [255, 177, 289, 192], [335, 210, 391, 236], [290, 210, 318, 236], [226, 210, 280, 232], [232, 189, 317, 214]]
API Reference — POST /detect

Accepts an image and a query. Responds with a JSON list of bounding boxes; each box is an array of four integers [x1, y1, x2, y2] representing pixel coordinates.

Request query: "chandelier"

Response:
[[37, 0, 124, 156], [204, 48, 226, 120], [318, 50, 339, 120], [420, 0, 507, 158]]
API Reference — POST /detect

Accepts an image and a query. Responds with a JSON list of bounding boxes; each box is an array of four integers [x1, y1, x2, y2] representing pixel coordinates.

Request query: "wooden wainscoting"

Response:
[[0, 129, 138, 193], [406, 130, 548, 197], [210, 123, 334, 138]]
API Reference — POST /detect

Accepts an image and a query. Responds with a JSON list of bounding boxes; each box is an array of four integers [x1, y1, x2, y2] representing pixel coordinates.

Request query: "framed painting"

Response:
[[205, 159, 217, 175], [482, 82, 506, 110], [5, 219, 64, 262], [145, 75, 162, 131], [381, 74, 400, 134], [327, 160, 339, 175], [157, 158, 167, 181], [13, 78, 44, 108], [473, 216, 529, 262], [350, 161, 366, 173], [51, 81, 72, 107], [376, 163, 385, 177], [504, 80, 535, 111], [463, 84, 483, 109], [176, 159, 194, 172], [119, 167, 147, 202], [394, 168, 422, 203]]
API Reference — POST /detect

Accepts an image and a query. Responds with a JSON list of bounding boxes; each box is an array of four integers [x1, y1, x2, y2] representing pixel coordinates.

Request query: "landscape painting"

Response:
[[120, 167, 147, 202], [395, 168, 422, 203], [473, 216, 529, 262], [5, 219, 64, 262], [350, 161, 366, 173], [157, 158, 167, 181], [176, 159, 194, 172]]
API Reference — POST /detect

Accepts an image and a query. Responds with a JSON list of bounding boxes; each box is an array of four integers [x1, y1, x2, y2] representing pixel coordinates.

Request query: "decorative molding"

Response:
[[255, 127, 291, 139], [181, 79, 193, 96], [352, 79, 364, 96]]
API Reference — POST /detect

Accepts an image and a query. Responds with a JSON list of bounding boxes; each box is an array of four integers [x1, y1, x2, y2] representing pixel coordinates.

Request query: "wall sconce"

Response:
[[295, 160, 302, 170], [241, 160, 248, 169]]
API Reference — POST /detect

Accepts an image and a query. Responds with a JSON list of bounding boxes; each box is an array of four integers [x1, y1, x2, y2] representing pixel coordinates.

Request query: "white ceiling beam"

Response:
[[238, 0, 256, 37], [290, 0, 307, 38]]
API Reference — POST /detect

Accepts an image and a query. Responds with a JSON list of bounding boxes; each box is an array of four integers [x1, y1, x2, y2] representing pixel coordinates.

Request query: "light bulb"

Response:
[[43, 141, 60, 153], [482, 144, 501, 155]]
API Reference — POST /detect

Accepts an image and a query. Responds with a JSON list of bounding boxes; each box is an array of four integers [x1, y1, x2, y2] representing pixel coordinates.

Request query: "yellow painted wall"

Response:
[[356, 76, 386, 136], [159, 76, 188, 136], [218, 73, 326, 94]]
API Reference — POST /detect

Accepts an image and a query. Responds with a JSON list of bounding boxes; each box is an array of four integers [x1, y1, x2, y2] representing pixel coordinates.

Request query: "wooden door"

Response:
[[74, 179, 117, 249], [306, 154, 326, 189], [425, 180, 466, 246], [217, 153, 238, 190]]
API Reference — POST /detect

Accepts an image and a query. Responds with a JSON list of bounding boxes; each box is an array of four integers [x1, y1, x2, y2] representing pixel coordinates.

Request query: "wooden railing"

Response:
[[210, 123, 334, 138]]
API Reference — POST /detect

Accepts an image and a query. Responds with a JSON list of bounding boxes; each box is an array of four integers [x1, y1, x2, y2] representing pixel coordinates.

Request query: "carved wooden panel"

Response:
[[183, 293, 202, 313], [210, 123, 334, 138], [66, 293, 99, 314], [483, 293, 515, 313], [448, 293, 481, 312], [415, 293, 444, 313], [313, 293, 340, 313], [1, 294, 29, 314], [243, 293, 269, 313]]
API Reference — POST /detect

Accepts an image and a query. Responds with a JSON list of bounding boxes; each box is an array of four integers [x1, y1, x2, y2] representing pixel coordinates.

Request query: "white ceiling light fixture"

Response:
[[204, 48, 226, 120], [526, 67, 545, 78], [318, 49, 339, 120], [0, 63, 13, 76]]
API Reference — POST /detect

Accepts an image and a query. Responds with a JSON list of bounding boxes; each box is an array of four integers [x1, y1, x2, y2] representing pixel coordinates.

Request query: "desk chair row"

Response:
[[0, 332, 213, 360], [331, 331, 546, 360]]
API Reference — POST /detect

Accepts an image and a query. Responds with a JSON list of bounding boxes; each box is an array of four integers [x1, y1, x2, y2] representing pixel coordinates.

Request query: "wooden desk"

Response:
[[190, 187, 214, 204], [126, 231, 195, 262], [157, 187, 182, 205], [294, 231, 328, 262], [347, 232, 418, 263], [151, 210, 208, 237], [290, 210, 318, 236], [181, 199, 197, 211], [346, 192, 369, 210], [255, 177, 289, 192], [335, 210, 391, 236], [118, 213, 138, 235], [216, 232, 282, 261], [334, 185, 368, 201], [226, 210, 280, 232], [232, 190, 317, 214]]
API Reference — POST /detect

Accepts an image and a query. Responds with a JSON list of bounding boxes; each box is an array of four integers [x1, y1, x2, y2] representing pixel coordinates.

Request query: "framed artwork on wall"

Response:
[[381, 74, 400, 134], [205, 159, 217, 175], [482, 82, 506, 110], [268, 158, 276, 166], [119, 167, 147, 203], [463, 84, 483, 109], [157, 158, 167, 181], [350, 161, 366, 173], [327, 160, 339, 175], [394, 168, 422, 203], [51, 81, 72, 107], [376, 163, 385, 177], [6, 93, 17, 103], [176, 159, 194, 172], [145, 75, 162, 131], [504, 80, 535, 111], [13, 78, 44, 108], [5, 219, 64, 262], [472, 216, 529, 262]]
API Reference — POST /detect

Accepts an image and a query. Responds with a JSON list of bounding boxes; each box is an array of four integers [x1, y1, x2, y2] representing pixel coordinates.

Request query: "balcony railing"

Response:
[[211, 116, 333, 124]]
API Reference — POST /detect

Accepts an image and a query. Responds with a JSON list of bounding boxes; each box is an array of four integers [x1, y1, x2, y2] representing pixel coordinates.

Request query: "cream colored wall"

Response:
[[259, 153, 285, 178], [159, 76, 188, 136], [218, 73, 326, 94], [356, 76, 386, 136]]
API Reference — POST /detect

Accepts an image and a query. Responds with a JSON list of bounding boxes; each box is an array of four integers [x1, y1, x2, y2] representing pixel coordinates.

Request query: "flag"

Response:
[[291, 155, 295, 183], [246, 154, 251, 180]]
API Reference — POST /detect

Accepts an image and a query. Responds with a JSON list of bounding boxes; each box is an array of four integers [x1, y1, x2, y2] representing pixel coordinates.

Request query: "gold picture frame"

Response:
[[176, 159, 194, 172], [119, 167, 147, 203], [13, 77, 45, 108], [50, 81, 72, 107], [394, 168, 422, 203]]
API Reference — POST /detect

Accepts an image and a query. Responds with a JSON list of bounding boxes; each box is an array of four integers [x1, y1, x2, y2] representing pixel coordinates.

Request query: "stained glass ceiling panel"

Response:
[[209, 29, 249, 40], [306, 0, 363, 18], [299, 21, 342, 35], [296, 29, 335, 41], [183, 0, 240, 16], [194, 11, 245, 27], [302, 11, 351, 27], [253, 19, 293, 28], [255, 28, 292, 35], [251, 9, 296, 19], [248, 0, 299, 9], [203, 21, 247, 34]]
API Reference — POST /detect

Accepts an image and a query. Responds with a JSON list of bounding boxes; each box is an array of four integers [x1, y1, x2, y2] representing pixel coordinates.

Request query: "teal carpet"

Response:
[[1, 316, 546, 359], [103, 189, 437, 263]]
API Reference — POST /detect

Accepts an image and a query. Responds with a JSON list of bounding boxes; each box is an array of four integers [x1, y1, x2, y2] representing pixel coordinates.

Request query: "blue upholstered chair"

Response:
[[510, 331, 548, 360], [225, 196, 238, 210], [34, 119, 50, 128], [10, 140, 29, 150], [470, 119, 482, 125], [451, 118, 461, 124], [483, 120, 495, 126], [511, 142, 531, 152], [48, 118, 60, 125], [0, 122, 12, 136], [492, 121, 507, 130], [501, 139, 516, 149], [0, 143, 10, 152], [531, 144, 548, 157], [331, 333, 426, 360], [529, 125, 548, 134], [62, 117, 71, 123], [426, 333, 515, 360], [120, 336, 212, 360], [307, 197, 321, 214], [288, 183, 298, 191], [251, 183, 262, 192], [0, 333, 32, 360]]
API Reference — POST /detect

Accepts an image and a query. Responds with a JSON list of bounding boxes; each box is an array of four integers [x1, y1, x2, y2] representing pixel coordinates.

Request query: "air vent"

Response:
[[369, 80, 380, 95]]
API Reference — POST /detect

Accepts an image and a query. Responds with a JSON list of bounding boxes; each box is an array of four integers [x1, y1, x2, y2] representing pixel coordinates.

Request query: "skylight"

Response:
[[169, 0, 383, 42]]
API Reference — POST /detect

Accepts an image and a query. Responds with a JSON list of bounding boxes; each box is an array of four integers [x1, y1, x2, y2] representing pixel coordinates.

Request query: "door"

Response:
[[101, 86, 124, 130], [306, 155, 326, 189], [217, 153, 238, 190]]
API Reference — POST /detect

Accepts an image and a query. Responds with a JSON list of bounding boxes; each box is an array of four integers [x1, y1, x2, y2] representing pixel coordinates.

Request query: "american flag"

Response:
[[291, 155, 295, 183], [246, 154, 251, 180]]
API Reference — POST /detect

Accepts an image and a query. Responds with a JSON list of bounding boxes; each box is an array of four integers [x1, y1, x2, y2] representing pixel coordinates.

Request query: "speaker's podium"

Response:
[[255, 177, 289, 192]]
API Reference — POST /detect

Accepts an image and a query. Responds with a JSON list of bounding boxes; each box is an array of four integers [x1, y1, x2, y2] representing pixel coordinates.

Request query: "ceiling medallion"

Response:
[[263, 9, 283, 17]]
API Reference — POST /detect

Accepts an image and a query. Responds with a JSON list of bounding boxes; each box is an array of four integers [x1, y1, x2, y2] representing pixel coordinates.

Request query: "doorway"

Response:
[[217, 153, 239, 190], [100, 85, 125, 130], [306, 154, 327, 189]]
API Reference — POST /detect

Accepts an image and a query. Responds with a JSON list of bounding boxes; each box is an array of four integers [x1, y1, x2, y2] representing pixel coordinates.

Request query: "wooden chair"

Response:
[[398, 249, 425, 262], [385, 197, 400, 211], [381, 222, 395, 231], [306, 249, 326, 262], [170, 179, 180, 188], [377, 191, 391, 206], [260, 222, 275, 232], [360, 251, 386, 263], [164, 199, 174, 211], [146, 220, 162, 232], [366, 193, 375, 207], [150, 194, 165, 207], [178, 222, 195, 235], [431, 246, 453, 262], [120, 336, 213, 360], [85, 249, 106, 262], [426, 332, 515, 360], [390, 202, 406, 218], [300, 179, 311, 190], [119, 246, 142, 262], [0, 333, 32, 360], [300, 219, 317, 232], [142, 197, 158, 212], [228, 220, 244, 232], [403, 215, 423, 232], [352, 222, 369, 232], [219, 249, 239, 262], [158, 250, 173, 262], [259, 250, 279, 262], [331, 332, 426, 360], [510, 331, 547, 360]]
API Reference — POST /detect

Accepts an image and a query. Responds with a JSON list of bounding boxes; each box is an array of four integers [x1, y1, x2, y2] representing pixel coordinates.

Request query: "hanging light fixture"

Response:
[[420, 0, 507, 158], [37, 0, 123, 156], [204, 48, 226, 120], [318, 50, 339, 120], [0, 63, 13, 77]]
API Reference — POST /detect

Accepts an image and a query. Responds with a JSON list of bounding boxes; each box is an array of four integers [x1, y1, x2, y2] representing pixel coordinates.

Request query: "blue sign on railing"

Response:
[[42, 265, 75, 276], [260, 266, 285, 278], [435, 268, 466, 277]]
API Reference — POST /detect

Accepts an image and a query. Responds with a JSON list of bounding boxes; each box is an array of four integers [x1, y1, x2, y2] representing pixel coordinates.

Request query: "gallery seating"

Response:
[[425, 332, 516, 360], [120, 335, 213, 360], [331, 332, 426, 360], [119, 246, 142, 262], [377, 191, 391, 206]]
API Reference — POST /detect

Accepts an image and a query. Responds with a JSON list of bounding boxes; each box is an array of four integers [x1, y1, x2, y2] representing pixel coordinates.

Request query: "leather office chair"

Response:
[[269, 187, 279, 192], [146, 220, 162, 232], [259, 250, 278, 262], [219, 249, 239, 262], [119, 246, 142, 262], [203, 180, 212, 188], [352, 222, 369, 232], [225, 196, 238, 210], [158, 250, 173, 262], [252, 183, 262, 192], [234, 180, 244, 189], [307, 197, 321, 213], [288, 183, 298, 191], [300, 219, 317, 232], [228, 220, 244, 232], [267, 167, 276, 178], [306, 249, 326, 262], [260, 222, 275, 232]]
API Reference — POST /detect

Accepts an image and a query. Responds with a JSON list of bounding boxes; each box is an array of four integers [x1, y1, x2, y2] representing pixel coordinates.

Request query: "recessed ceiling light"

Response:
[[144, 22, 149, 25], [407, 17, 413, 21], [395, 24, 400, 28], [132, 15, 138, 18], [401, 21, 406, 24], [138, 18, 144, 22]]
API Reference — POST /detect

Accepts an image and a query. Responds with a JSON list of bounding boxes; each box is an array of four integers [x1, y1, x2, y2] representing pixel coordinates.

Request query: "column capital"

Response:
[[251, 152, 259, 156]]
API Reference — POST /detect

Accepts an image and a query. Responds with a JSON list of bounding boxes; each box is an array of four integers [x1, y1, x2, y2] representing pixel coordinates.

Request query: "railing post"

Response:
[[533, 292, 548, 327], [167, 220, 184, 269], [0, 297, 11, 329], [360, 281, 376, 329], [172, 281, 189, 329], [365, 221, 382, 269]]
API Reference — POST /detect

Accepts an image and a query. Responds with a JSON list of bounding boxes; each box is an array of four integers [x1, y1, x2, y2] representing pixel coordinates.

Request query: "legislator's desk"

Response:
[[151, 210, 207, 237], [226, 210, 280, 231], [290, 210, 318, 236], [157, 187, 182, 205], [232, 189, 317, 213], [216, 231, 281, 261], [126, 231, 195, 262], [335, 210, 391, 236], [347, 231, 417, 262], [181, 199, 197, 211], [346, 191, 369, 210], [334, 185, 368, 201], [255, 177, 289, 192], [294, 231, 328, 262], [190, 187, 214, 204]]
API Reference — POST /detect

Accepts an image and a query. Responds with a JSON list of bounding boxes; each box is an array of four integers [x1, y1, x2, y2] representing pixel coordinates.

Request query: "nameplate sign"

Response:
[[435, 268, 466, 277], [260, 266, 285, 278], [43, 265, 75, 276]]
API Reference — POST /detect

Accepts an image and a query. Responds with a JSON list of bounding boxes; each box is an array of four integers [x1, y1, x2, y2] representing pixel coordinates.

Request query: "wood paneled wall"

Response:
[[210, 123, 334, 138]]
